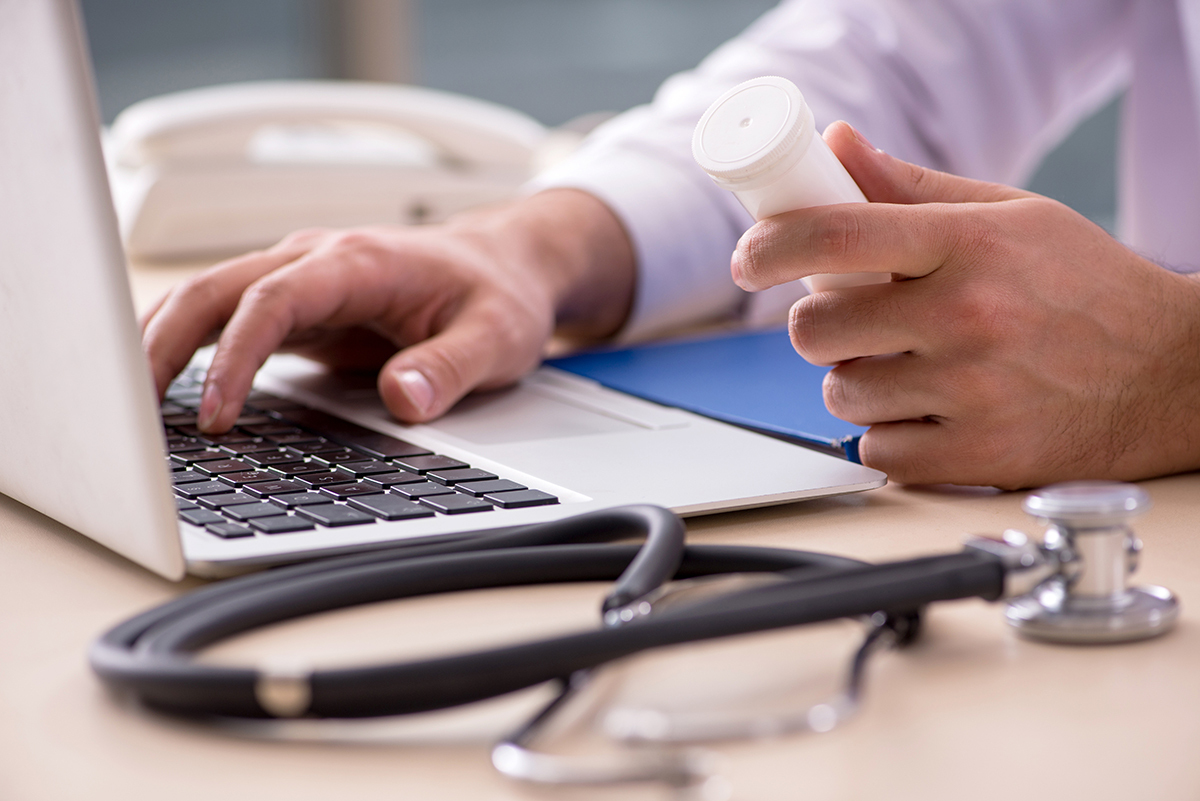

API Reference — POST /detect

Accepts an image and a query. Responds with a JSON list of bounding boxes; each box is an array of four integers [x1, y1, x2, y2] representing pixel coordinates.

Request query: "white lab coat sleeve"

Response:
[[530, 0, 1134, 340]]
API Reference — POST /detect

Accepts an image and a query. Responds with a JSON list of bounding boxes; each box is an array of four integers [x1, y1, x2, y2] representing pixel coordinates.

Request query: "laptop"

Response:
[[0, 0, 885, 580]]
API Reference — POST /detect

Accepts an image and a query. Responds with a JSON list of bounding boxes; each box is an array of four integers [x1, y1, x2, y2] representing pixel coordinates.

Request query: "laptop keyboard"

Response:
[[162, 371, 558, 540]]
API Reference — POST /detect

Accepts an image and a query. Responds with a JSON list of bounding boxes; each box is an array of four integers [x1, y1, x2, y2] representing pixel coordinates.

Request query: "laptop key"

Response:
[[243, 479, 308, 497], [426, 468, 497, 486], [171, 470, 209, 485], [453, 479, 527, 497], [362, 470, 424, 487], [335, 459, 399, 477], [174, 480, 236, 498], [347, 494, 435, 521], [198, 492, 259, 509], [284, 440, 340, 455], [225, 502, 291, 521], [167, 438, 207, 454], [307, 450, 362, 465], [392, 481, 455, 500], [162, 413, 198, 427], [248, 515, 315, 534], [198, 431, 255, 446], [217, 470, 277, 487], [179, 508, 226, 526], [296, 471, 357, 489], [244, 395, 305, 413], [484, 489, 559, 509], [195, 459, 256, 476], [267, 462, 332, 478], [269, 491, 334, 509], [206, 523, 255, 539], [169, 449, 225, 466], [242, 423, 302, 437], [278, 408, 432, 459], [244, 451, 305, 468], [319, 483, 383, 500], [352, 436, 433, 461], [175, 497, 199, 511], [296, 504, 377, 527], [267, 432, 322, 446], [233, 415, 273, 427], [393, 455, 468, 474], [419, 494, 494, 514], [217, 441, 280, 456]]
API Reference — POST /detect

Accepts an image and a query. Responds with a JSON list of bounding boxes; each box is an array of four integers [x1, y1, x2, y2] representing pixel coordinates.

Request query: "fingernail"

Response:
[[730, 249, 743, 285], [198, 382, 223, 431], [851, 125, 884, 154], [397, 369, 435, 415]]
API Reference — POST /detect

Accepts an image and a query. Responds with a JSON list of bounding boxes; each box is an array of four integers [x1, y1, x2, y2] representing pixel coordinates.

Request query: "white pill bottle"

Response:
[[692, 75, 889, 293]]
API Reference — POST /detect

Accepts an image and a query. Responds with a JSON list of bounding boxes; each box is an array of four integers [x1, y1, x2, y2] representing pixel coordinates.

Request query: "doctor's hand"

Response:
[[141, 189, 634, 433], [733, 122, 1200, 489]]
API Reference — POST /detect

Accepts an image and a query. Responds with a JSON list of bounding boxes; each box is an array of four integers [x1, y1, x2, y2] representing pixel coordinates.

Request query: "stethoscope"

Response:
[[91, 481, 1179, 789]]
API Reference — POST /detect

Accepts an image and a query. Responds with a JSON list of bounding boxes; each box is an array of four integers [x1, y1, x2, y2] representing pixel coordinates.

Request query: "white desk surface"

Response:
[[1, 262, 1197, 801]]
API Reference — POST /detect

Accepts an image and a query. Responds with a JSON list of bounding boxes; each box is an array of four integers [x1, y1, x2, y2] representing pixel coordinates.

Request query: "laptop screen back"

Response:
[[0, 0, 183, 577]]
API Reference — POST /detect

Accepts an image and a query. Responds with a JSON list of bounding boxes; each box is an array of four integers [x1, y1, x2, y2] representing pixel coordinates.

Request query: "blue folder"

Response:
[[546, 326, 865, 461]]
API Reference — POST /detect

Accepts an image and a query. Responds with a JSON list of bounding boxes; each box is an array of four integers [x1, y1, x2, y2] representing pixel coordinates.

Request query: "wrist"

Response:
[[448, 189, 635, 340]]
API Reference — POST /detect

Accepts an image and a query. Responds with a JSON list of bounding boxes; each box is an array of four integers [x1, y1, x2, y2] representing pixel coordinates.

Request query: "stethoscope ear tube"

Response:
[[91, 505, 1003, 720]]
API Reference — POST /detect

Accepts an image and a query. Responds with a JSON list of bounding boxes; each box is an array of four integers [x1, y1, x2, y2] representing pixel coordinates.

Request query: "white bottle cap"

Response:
[[692, 76, 815, 189]]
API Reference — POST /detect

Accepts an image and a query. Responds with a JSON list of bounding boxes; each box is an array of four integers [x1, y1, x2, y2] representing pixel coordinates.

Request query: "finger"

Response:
[[788, 281, 924, 365], [823, 121, 1032, 205], [821, 352, 964, 426], [856, 420, 956, 485], [735, 201, 967, 291], [378, 298, 545, 422], [139, 292, 168, 336], [856, 419, 1029, 489], [142, 241, 313, 399], [197, 243, 410, 432]]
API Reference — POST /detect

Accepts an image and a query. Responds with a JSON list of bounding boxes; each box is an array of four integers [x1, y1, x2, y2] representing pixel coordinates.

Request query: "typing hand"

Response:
[[141, 189, 634, 433], [732, 121, 1200, 488]]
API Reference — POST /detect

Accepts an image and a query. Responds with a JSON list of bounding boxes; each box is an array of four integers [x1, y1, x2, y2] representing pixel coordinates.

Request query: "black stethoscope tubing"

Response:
[[92, 505, 1001, 720]]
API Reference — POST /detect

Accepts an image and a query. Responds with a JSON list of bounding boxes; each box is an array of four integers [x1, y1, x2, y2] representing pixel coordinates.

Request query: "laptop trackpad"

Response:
[[257, 358, 686, 446], [432, 384, 639, 445]]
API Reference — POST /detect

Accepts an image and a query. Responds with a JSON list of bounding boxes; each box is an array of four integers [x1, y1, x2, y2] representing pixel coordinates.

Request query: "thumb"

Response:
[[377, 309, 540, 423], [823, 120, 1031, 205]]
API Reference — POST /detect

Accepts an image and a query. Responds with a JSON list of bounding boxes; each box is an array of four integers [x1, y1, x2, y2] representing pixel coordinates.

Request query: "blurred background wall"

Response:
[[79, 0, 1118, 232]]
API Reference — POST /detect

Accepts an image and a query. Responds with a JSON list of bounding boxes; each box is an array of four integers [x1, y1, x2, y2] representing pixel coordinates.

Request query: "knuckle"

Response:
[[325, 229, 378, 254], [810, 207, 864, 269], [276, 227, 331, 249], [906, 161, 929, 192], [172, 273, 223, 312], [788, 297, 822, 360], [957, 213, 1005, 261], [736, 226, 772, 284], [937, 275, 1016, 348], [239, 275, 295, 321], [822, 369, 853, 418]]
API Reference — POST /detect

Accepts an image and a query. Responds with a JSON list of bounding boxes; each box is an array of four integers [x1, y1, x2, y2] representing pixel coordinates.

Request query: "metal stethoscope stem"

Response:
[[1001, 481, 1180, 643]]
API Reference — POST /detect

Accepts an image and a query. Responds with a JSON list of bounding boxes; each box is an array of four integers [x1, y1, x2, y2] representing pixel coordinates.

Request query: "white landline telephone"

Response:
[[105, 81, 578, 260]]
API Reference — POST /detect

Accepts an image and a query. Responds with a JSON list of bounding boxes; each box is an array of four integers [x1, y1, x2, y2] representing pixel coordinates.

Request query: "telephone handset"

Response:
[[105, 81, 559, 260]]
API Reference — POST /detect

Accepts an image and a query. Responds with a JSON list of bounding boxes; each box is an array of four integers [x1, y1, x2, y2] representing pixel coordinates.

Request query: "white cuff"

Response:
[[529, 140, 752, 341]]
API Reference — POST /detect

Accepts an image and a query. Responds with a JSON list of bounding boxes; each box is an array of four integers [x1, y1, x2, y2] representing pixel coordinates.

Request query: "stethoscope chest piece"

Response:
[[1004, 481, 1180, 644]]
